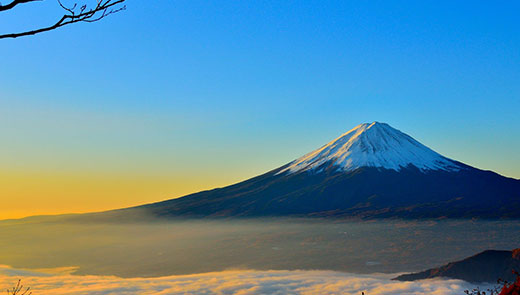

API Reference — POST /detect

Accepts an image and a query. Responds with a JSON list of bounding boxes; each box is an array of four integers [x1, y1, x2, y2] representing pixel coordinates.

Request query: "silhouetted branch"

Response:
[[0, 0, 40, 12], [6, 279, 32, 295], [0, 0, 125, 39]]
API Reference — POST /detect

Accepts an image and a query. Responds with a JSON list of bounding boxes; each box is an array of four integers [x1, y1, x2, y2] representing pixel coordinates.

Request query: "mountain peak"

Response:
[[279, 122, 462, 174], [353, 121, 393, 132]]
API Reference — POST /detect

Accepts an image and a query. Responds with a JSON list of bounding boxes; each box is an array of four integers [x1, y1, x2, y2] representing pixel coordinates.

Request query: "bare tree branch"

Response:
[[6, 279, 32, 295], [0, 0, 125, 39], [0, 0, 40, 12]]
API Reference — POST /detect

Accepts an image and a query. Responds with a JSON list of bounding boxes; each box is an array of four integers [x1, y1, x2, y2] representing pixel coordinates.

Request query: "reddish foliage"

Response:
[[499, 272, 520, 295]]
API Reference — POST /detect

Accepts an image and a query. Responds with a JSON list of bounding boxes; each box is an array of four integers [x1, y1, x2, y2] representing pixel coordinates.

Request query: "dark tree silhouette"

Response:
[[0, 0, 125, 39], [464, 271, 520, 295], [6, 280, 31, 295], [499, 271, 520, 295]]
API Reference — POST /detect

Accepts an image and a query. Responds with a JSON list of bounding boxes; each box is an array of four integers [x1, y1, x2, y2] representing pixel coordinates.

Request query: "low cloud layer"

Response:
[[0, 265, 483, 295]]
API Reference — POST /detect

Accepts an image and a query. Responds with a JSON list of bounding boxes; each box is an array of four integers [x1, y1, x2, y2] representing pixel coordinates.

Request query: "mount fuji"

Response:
[[120, 122, 520, 219]]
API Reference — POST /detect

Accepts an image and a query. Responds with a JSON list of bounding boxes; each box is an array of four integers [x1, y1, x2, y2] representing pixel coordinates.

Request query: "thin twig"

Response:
[[0, 0, 125, 39]]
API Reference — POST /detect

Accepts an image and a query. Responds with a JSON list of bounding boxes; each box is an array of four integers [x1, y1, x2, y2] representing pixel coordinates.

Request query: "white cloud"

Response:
[[0, 265, 481, 295]]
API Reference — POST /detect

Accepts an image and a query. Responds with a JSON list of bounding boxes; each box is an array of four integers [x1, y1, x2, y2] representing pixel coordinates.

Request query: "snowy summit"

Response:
[[279, 122, 462, 174]]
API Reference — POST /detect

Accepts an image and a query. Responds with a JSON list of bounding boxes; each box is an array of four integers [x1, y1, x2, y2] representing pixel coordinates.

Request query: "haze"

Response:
[[2, 218, 519, 278]]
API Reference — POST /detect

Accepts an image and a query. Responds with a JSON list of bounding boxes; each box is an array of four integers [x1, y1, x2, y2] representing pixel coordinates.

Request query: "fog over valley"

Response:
[[2, 218, 519, 278]]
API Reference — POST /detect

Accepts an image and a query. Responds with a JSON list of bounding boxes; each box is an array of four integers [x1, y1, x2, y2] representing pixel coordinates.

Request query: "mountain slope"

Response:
[[394, 249, 520, 283], [125, 122, 520, 219]]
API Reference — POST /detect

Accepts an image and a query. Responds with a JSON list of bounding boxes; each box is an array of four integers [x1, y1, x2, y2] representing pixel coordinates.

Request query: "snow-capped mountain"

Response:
[[279, 122, 461, 174], [107, 122, 520, 220]]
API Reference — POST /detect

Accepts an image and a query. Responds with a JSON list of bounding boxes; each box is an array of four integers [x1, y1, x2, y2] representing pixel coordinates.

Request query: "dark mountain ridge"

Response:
[[131, 164, 520, 219], [394, 248, 520, 283]]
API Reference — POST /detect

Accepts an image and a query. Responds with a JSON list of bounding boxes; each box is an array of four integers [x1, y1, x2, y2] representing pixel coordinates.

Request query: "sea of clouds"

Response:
[[0, 265, 483, 295]]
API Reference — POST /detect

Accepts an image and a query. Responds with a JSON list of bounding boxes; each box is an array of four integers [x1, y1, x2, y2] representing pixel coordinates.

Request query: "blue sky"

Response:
[[0, 0, 519, 216]]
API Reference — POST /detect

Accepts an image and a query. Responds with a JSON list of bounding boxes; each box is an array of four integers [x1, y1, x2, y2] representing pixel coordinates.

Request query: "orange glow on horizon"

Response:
[[0, 170, 242, 220]]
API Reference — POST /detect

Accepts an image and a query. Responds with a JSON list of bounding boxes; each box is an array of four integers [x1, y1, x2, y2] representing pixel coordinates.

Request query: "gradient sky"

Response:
[[1, 0, 519, 219]]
